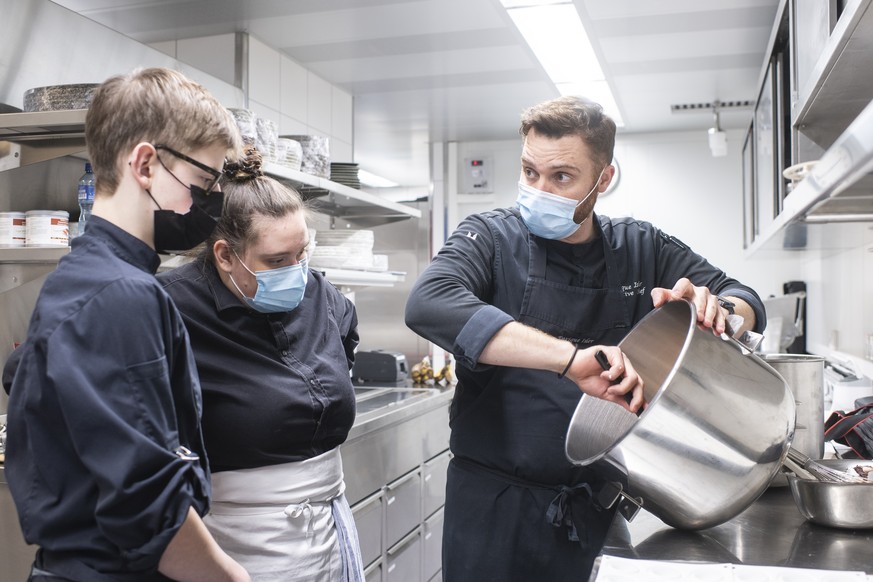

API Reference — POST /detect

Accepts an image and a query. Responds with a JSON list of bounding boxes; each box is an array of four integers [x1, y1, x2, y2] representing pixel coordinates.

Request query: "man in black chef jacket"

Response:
[[405, 95, 766, 581]]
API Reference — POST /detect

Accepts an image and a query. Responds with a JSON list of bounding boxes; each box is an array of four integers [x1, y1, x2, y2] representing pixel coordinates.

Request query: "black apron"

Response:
[[443, 224, 634, 582]]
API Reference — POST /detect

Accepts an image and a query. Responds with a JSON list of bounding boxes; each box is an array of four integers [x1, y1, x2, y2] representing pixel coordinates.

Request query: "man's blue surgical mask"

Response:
[[230, 250, 309, 313], [516, 166, 606, 239]]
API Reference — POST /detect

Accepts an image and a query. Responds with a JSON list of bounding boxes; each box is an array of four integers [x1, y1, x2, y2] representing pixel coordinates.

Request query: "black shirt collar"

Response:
[[80, 215, 162, 274]]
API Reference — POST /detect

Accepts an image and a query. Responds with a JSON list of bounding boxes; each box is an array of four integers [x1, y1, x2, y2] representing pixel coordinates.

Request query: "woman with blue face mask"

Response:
[[158, 147, 365, 582]]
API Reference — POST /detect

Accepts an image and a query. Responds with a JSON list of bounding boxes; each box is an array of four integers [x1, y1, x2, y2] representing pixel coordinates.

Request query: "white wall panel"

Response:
[[281, 56, 308, 122], [177, 34, 236, 87], [307, 73, 333, 135], [331, 139, 353, 163], [248, 36, 282, 112], [279, 115, 308, 137], [331, 87, 354, 145], [247, 100, 281, 131]]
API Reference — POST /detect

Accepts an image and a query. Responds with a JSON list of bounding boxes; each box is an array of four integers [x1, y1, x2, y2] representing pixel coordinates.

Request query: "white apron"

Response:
[[204, 448, 365, 582]]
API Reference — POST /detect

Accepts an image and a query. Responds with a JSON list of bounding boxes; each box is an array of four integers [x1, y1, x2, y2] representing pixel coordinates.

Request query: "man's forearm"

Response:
[[479, 321, 576, 374]]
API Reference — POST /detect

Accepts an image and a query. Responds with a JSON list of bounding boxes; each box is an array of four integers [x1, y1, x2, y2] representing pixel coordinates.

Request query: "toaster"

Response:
[[352, 350, 409, 383]]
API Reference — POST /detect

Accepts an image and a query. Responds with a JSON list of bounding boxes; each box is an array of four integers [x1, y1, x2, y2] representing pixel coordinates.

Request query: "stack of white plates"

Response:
[[309, 229, 375, 270], [282, 135, 330, 178], [227, 108, 256, 145], [276, 138, 302, 171], [256, 117, 279, 163], [330, 163, 360, 189]]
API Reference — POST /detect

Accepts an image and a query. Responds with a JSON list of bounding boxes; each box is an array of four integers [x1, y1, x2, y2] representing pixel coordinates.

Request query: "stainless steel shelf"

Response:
[[793, 0, 873, 149], [0, 109, 87, 140], [746, 97, 873, 255], [160, 254, 405, 289], [0, 110, 87, 169], [263, 162, 421, 225], [312, 267, 406, 288], [0, 246, 69, 263], [0, 110, 422, 227]]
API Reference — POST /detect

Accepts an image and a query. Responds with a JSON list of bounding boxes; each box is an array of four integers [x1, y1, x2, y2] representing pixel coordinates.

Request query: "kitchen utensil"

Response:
[[782, 454, 817, 481], [784, 448, 867, 483], [594, 349, 640, 415], [787, 459, 873, 529], [565, 299, 795, 530]]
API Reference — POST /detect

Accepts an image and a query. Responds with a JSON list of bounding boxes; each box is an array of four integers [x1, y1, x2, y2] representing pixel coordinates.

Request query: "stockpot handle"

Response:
[[595, 481, 644, 522]]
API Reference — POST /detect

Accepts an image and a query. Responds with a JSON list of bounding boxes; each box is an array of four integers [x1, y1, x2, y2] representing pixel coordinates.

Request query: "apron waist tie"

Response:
[[284, 498, 319, 537], [453, 456, 598, 548], [545, 483, 593, 544]]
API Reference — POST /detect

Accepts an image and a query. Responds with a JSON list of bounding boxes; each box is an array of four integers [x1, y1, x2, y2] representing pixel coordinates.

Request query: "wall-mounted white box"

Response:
[[461, 156, 493, 194]]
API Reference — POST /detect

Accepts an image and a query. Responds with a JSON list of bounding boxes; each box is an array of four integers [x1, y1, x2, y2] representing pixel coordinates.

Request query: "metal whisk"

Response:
[[785, 447, 869, 484]]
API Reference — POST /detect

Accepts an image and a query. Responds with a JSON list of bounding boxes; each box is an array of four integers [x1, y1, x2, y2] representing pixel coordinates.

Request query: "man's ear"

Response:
[[128, 142, 158, 190], [598, 164, 616, 193]]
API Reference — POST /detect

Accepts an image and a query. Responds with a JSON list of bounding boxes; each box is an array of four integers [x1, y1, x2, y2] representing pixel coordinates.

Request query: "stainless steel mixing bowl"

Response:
[[787, 459, 873, 529]]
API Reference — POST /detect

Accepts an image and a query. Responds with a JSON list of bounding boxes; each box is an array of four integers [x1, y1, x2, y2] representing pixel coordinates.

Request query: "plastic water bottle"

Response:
[[77, 162, 95, 235]]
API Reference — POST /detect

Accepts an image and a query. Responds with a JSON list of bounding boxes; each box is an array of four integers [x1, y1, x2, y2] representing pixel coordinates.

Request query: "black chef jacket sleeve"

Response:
[[45, 278, 207, 567], [2, 344, 21, 395], [654, 229, 766, 333], [406, 212, 514, 368], [332, 287, 360, 369]]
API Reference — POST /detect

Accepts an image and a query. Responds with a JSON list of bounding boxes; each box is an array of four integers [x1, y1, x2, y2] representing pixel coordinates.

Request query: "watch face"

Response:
[[602, 157, 621, 197]]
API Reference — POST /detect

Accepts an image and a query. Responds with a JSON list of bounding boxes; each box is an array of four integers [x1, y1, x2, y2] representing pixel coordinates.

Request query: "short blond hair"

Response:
[[85, 67, 243, 194]]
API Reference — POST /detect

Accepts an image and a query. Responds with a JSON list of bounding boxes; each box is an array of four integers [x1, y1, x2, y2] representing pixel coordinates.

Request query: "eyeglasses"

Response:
[[154, 144, 223, 195]]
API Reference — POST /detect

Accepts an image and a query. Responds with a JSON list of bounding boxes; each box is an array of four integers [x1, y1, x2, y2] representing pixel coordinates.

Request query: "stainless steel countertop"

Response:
[[597, 486, 873, 576], [348, 384, 454, 440]]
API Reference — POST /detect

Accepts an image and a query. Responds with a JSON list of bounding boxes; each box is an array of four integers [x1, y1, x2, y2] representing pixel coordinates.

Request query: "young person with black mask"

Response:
[[4, 67, 250, 582]]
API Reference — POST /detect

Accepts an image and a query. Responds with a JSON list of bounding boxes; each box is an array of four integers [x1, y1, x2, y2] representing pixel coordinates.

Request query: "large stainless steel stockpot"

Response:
[[762, 353, 824, 487], [565, 300, 795, 530]]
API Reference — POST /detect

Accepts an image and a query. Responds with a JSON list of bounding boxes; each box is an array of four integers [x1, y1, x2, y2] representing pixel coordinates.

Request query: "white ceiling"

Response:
[[53, 0, 781, 187]]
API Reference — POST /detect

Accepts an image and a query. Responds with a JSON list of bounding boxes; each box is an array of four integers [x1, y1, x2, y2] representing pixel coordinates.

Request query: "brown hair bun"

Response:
[[223, 145, 263, 182]]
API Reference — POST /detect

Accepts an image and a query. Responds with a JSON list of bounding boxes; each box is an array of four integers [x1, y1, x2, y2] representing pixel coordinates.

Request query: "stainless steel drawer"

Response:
[[351, 491, 383, 568], [422, 450, 450, 518], [423, 507, 444, 581], [364, 559, 382, 582], [386, 528, 421, 582], [385, 469, 421, 548]]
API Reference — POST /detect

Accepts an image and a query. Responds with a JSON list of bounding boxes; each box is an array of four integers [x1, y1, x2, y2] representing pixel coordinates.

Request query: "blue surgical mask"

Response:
[[516, 166, 606, 239], [230, 251, 309, 313]]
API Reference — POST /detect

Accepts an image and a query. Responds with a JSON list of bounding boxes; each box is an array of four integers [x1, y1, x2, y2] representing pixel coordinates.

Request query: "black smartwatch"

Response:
[[717, 296, 736, 315]]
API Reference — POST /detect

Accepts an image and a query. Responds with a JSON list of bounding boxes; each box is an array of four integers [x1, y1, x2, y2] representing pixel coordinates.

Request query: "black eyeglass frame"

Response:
[[154, 144, 224, 194]]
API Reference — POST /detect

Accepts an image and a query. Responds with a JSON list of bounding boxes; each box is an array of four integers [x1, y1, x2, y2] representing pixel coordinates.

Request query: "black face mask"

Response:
[[149, 185, 224, 253]]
